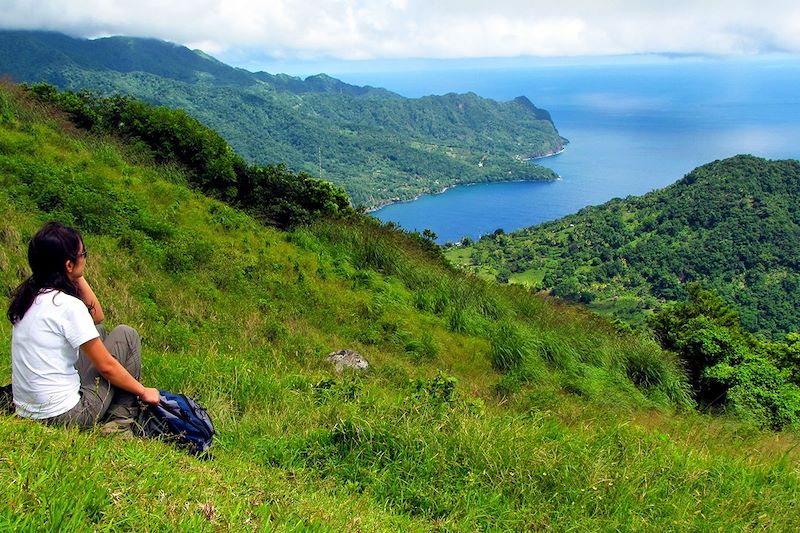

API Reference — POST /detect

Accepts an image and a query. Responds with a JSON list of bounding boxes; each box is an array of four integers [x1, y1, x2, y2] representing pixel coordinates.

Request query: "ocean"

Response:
[[331, 56, 800, 243]]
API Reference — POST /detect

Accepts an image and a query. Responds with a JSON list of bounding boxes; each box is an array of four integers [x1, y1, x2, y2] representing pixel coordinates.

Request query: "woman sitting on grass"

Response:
[[7, 221, 159, 428]]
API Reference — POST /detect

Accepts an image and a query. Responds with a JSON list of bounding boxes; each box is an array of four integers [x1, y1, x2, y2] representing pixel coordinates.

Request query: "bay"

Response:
[[333, 57, 800, 243]]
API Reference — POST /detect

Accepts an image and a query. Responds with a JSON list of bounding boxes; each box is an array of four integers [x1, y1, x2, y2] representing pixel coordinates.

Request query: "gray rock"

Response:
[[327, 349, 369, 372]]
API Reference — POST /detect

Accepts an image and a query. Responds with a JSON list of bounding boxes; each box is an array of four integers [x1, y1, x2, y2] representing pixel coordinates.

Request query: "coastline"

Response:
[[528, 146, 567, 160], [366, 186, 453, 213], [366, 145, 567, 213]]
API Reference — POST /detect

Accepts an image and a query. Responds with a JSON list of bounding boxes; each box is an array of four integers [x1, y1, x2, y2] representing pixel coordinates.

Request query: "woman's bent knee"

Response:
[[104, 325, 142, 371], [107, 325, 140, 348], [111, 324, 138, 339]]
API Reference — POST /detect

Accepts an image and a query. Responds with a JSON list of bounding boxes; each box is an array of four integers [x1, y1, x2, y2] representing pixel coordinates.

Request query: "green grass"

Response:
[[1, 83, 799, 530], [509, 268, 545, 286], [587, 295, 653, 328]]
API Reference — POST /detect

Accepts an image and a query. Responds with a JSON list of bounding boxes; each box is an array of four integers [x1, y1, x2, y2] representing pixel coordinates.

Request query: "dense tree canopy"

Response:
[[450, 156, 800, 339], [26, 84, 351, 228], [650, 285, 800, 429]]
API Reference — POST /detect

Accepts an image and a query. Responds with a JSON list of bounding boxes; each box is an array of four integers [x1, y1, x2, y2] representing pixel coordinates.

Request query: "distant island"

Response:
[[0, 30, 567, 208]]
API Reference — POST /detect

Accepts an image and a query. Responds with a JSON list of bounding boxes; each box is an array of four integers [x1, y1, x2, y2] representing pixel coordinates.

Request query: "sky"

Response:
[[1, 0, 798, 73]]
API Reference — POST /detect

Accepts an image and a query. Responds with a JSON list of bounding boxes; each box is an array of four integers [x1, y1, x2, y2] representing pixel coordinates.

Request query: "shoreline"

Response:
[[366, 145, 567, 213], [528, 146, 567, 160]]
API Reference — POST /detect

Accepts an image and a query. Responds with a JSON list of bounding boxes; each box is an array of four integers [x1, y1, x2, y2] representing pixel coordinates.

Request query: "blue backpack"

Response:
[[136, 390, 214, 457]]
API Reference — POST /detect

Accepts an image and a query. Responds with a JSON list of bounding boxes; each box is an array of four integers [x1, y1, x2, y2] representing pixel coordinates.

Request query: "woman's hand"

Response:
[[139, 387, 161, 405]]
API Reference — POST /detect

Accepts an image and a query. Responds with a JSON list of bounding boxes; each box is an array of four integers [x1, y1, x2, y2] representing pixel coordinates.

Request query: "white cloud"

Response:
[[0, 0, 798, 62]]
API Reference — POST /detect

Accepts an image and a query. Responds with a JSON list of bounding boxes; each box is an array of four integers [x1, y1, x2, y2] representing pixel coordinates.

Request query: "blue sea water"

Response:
[[332, 57, 800, 243]]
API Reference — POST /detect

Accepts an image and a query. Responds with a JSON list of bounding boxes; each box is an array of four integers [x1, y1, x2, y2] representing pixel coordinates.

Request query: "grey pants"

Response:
[[46, 324, 142, 429]]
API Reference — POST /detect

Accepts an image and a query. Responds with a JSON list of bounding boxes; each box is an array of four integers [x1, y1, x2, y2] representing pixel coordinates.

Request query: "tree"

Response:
[[422, 228, 438, 242], [496, 268, 510, 284], [649, 284, 800, 429]]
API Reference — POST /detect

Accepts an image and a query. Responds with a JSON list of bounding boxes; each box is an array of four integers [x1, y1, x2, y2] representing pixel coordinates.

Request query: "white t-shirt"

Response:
[[11, 289, 99, 419]]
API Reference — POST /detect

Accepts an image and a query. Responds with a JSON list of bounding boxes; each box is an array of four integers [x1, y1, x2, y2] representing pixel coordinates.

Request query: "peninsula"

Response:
[[0, 30, 567, 208]]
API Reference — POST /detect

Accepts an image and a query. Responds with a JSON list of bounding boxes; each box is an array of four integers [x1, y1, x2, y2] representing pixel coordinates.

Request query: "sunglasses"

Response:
[[78, 248, 88, 259]]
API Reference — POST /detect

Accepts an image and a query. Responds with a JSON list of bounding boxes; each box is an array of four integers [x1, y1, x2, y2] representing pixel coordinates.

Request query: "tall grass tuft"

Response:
[[619, 338, 694, 408], [0, 87, 14, 125], [489, 321, 532, 372]]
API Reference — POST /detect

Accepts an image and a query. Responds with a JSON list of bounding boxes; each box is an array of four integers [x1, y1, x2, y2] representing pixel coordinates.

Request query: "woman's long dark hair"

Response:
[[7, 222, 84, 324]]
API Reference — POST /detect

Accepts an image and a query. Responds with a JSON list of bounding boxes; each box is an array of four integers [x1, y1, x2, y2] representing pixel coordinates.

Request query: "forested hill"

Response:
[[448, 156, 800, 339], [0, 30, 566, 207]]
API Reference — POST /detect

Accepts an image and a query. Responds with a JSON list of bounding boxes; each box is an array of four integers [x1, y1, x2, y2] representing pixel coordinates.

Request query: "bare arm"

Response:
[[80, 338, 160, 404], [75, 276, 105, 324]]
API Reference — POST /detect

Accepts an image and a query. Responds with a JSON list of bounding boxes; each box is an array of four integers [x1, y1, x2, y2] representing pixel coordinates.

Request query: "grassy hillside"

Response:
[[448, 156, 800, 339], [0, 30, 566, 208], [1, 84, 799, 530]]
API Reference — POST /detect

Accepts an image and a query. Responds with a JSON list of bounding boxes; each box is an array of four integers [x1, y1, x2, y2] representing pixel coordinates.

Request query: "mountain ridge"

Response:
[[0, 29, 567, 207]]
